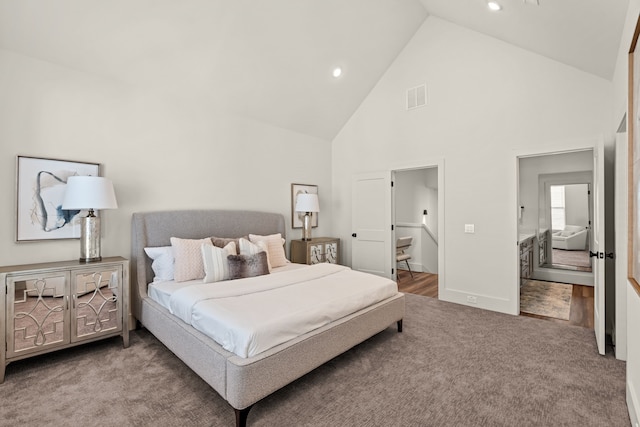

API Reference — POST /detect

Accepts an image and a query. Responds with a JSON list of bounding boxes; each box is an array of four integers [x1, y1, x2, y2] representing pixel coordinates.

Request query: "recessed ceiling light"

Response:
[[487, 1, 502, 11], [332, 67, 342, 78]]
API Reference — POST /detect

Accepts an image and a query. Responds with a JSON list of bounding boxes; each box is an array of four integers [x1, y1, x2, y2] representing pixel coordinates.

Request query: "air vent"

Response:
[[407, 84, 427, 110]]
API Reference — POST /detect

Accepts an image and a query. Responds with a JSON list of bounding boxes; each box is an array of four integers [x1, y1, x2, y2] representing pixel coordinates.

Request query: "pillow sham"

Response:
[[144, 246, 174, 282], [210, 236, 246, 254], [201, 242, 236, 283], [170, 237, 213, 282], [238, 238, 271, 272], [249, 233, 288, 268], [228, 252, 270, 279]]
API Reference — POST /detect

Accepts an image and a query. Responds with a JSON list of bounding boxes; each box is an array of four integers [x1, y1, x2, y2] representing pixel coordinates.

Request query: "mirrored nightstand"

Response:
[[290, 238, 340, 265]]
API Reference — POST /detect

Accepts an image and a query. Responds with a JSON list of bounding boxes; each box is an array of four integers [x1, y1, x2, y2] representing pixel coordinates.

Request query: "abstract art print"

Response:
[[16, 156, 100, 241], [291, 183, 318, 229]]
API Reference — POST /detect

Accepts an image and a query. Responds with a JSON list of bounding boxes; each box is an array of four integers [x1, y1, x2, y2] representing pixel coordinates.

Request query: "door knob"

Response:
[[351, 233, 357, 238]]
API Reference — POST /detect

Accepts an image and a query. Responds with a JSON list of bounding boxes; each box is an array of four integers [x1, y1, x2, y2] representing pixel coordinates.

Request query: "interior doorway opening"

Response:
[[517, 149, 596, 330], [393, 166, 439, 298]]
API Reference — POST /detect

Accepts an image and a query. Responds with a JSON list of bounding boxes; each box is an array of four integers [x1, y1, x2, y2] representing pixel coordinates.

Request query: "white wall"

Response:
[[564, 184, 589, 228], [612, 0, 640, 423], [628, 285, 640, 426], [332, 16, 612, 315], [0, 49, 333, 266]]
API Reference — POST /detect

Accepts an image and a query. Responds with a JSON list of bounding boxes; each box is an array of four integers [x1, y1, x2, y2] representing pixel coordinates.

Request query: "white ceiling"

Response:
[[0, 0, 629, 140], [419, 0, 629, 81]]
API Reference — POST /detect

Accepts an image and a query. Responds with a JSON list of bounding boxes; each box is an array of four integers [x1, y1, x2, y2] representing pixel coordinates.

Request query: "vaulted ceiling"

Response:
[[0, 0, 629, 140]]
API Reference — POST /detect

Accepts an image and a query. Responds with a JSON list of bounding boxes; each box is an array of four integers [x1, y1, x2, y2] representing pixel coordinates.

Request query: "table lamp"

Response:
[[295, 193, 319, 241], [62, 176, 118, 262]]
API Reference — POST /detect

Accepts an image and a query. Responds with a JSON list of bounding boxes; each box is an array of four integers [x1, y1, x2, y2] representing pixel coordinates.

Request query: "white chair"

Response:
[[396, 236, 413, 279]]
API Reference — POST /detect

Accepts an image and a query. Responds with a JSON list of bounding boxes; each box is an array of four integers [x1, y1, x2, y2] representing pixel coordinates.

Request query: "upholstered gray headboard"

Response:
[[130, 210, 286, 320]]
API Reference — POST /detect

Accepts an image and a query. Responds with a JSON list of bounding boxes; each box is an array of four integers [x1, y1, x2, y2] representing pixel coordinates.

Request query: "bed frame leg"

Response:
[[235, 405, 253, 427], [397, 319, 403, 332]]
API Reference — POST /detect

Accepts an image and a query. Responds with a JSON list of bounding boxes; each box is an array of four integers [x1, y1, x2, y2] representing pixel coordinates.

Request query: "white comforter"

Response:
[[168, 263, 398, 358]]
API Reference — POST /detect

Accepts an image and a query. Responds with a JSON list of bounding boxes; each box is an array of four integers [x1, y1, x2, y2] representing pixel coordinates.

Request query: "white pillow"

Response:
[[239, 238, 271, 272], [249, 233, 288, 268], [170, 237, 213, 282], [560, 230, 575, 237], [202, 241, 236, 283], [144, 246, 175, 283]]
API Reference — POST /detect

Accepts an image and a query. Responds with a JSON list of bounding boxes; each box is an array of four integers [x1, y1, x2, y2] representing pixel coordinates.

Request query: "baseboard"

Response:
[[629, 378, 639, 427]]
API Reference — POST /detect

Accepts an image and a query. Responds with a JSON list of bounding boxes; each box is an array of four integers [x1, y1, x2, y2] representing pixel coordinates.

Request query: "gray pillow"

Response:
[[228, 252, 270, 279], [210, 236, 247, 254]]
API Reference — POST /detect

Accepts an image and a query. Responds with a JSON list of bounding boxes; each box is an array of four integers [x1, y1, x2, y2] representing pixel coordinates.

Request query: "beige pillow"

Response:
[[249, 233, 288, 268], [170, 237, 212, 282]]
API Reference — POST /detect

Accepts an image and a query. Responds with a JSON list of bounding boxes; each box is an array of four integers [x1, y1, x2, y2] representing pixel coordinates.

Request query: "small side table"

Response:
[[290, 237, 340, 265]]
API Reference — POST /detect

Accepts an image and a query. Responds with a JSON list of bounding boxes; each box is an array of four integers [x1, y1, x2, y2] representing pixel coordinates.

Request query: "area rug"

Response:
[[520, 280, 572, 320], [552, 249, 592, 271]]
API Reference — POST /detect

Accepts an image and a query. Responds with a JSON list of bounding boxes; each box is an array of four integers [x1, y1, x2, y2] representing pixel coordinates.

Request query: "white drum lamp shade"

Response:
[[62, 176, 118, 262], [295, 193, 319, 241]]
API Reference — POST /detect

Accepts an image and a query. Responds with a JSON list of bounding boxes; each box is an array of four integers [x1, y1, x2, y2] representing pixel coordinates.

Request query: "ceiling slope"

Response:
[[0, 0, 428, 140], [0, 1, 629, 140]]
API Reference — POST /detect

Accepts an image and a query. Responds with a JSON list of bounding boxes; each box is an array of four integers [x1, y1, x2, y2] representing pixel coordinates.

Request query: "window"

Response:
[[550, 185, 565, 230]]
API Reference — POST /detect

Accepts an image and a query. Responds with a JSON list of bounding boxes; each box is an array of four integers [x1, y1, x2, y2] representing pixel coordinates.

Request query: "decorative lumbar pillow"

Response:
[[144, 246, 175, 282], [210, 236, 246, 254], [228, 252, 270, 279], [238, 237, 271, 271], [170, 237, 213, 282], [249, 233, 288, 268], [201, 242, 236, 283]]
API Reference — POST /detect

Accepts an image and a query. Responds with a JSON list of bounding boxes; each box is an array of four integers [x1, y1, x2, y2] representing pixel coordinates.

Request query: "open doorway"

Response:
[[517, 150, 595, 329], [393, 167, 439, 298]]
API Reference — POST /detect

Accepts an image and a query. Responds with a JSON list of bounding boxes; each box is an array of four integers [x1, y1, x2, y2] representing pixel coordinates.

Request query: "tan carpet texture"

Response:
[[0, 294, 628, 426]]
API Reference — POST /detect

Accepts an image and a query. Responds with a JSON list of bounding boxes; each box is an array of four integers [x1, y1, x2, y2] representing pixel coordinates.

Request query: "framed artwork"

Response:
[[16, 156, 100, 242], [291, 183, 318, 229], [630, 17, 640, 293]]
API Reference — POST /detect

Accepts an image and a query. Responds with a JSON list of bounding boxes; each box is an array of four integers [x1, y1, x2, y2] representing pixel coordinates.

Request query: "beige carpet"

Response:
[[0, 294, 628, 427], [520, 280, 572, 320]]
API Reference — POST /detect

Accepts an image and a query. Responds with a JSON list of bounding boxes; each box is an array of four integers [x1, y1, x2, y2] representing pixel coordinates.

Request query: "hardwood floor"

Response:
[[396, 269, 438, 298], [396, 270, 593, 330], [520, 283, 594, 329]]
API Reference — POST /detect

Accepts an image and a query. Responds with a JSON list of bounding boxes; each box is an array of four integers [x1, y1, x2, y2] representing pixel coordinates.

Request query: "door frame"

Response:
[[391, 158, 445, 297], [514, 137, 604, 335]]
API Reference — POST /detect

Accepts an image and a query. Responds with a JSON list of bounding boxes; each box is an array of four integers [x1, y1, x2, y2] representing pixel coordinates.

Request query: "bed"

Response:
[[131, 209, 405, 426]]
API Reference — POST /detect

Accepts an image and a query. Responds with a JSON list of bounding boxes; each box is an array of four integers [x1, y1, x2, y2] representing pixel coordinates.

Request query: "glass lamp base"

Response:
[[302, 213, 312, 241], [79, 215, 102, 263]]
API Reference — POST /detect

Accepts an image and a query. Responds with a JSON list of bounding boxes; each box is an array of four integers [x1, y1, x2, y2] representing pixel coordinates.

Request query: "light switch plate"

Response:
[[464, 224, 475, 233]]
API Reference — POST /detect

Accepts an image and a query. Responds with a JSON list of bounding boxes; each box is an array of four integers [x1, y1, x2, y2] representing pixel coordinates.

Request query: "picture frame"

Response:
[[16, 156, 100, 242], [291, 183, 318, 229], [630, 18, 640, 293]]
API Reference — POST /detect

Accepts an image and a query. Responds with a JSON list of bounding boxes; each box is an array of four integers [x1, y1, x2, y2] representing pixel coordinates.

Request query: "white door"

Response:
[[593, 142, 606, 355], [352, 171, 392, 278]]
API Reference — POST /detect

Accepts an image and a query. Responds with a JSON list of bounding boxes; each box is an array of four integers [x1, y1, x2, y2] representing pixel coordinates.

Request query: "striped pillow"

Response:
[[238, 238, 271, 272], [201, 242, 236, 283]]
